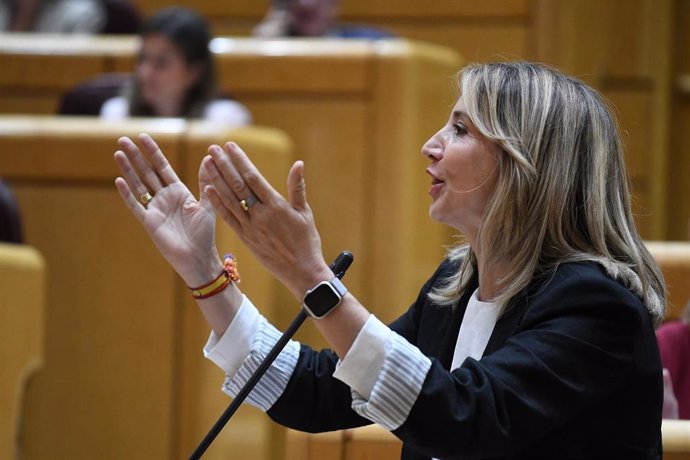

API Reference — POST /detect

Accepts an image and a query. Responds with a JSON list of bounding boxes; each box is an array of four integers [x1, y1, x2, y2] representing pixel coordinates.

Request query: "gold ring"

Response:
[[240, 194, 258, 212], [140, 192, 153, 206]]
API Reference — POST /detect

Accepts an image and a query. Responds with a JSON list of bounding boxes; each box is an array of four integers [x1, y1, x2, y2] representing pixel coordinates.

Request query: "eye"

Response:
[[452, 122, 468, 136]]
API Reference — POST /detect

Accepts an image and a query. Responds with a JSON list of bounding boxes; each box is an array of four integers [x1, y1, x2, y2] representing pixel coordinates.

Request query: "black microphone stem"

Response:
[[189, 251, 354, 460]]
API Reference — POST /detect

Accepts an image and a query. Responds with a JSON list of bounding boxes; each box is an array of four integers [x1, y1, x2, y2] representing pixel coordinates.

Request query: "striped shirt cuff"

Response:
[[334, 316, 431, 431], [203, 296, 300, 412]]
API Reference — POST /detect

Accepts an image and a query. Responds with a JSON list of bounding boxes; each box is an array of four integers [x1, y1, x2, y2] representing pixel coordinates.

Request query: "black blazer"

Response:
[[267, 260, 663, 459]]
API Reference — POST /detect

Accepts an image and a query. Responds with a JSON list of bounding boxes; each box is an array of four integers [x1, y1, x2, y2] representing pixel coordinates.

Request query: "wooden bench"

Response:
[[0, 116, 292, 460], [0, 243, 45, 460]]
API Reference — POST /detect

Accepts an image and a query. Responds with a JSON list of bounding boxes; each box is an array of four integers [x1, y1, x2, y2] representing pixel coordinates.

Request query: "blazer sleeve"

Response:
[[266, 259, 454, 432]]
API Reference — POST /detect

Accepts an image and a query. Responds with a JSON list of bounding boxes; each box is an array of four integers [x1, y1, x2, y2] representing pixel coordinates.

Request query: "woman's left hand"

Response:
[[201, 142, 333, 300]]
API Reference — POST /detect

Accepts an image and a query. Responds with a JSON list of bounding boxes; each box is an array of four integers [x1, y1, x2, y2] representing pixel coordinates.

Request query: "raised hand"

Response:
[[201, 142, 333, 300], [114, 133, 222, 287]]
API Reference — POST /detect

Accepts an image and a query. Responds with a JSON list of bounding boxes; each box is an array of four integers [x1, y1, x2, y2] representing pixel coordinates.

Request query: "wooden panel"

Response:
[[667, 0, 690, 240], [211, 39, 372, 94], [136, 0, 529, 20], [0, 117, 293, 460], [387, 24, 530, 62], [646, 241, 690, 322], [0, 244, 44, 460], [605, 90, 654, 238], [340, 0, 529, 18]]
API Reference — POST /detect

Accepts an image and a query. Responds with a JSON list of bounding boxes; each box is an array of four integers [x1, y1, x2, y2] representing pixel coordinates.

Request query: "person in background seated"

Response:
[[0, 179, 23, 244], [253, 0, 392, 39], [114, 62, 666, 459], [0, 0, 105, 33], [657, 301, 690, 419], [100, 7, 251, 126]]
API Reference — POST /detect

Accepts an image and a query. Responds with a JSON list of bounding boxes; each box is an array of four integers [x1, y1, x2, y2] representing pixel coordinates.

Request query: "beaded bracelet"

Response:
[[189, 254, 241, 300]]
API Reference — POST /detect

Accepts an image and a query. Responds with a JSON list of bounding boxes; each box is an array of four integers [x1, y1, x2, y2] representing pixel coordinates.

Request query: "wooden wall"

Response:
[[127, 0, 686, 240]]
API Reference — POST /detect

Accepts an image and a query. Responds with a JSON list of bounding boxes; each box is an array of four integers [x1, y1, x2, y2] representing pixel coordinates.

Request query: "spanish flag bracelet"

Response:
[[189, 254, 241, 300]]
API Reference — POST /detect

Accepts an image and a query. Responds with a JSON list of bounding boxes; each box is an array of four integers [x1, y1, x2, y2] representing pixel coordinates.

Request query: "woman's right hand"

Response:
[[114, 133, 222, 287]]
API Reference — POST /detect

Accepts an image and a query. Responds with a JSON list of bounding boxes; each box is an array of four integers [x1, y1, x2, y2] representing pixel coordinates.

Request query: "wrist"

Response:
[[187, 254, 241, 300], [179, 257, 224, 289]]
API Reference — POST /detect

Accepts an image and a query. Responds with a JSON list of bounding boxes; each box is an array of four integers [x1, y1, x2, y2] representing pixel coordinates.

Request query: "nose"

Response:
[[421, 132, 444, 161]]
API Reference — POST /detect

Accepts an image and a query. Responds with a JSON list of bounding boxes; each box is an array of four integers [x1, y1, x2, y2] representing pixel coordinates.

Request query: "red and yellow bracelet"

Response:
[[189, 254, 241, 300]]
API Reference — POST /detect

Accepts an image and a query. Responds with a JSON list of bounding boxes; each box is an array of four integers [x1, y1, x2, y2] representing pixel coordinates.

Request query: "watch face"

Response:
[[304, 282, 341, 317]]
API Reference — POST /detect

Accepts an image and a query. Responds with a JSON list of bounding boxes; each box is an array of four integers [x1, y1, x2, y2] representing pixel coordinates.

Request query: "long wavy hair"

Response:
[[127, 7, 218, 118], [429, 62, 666, 325]]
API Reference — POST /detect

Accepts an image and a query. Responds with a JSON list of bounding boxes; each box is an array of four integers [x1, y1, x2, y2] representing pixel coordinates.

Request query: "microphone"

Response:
[[189, 251, 354, 459]]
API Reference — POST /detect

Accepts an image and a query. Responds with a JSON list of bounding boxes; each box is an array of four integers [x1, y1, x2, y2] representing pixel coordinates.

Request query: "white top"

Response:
[[99, 96, 253, 127]]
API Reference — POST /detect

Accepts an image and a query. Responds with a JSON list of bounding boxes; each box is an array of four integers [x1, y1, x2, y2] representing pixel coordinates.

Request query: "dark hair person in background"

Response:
[[0, 180, 23, 244], [101, 7, 251, 126], [114, 61, 665, 459]]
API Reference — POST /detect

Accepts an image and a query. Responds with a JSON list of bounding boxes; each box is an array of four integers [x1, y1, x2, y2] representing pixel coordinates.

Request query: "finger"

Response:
[[223, 142, 281, 204], [208, 144, 257, 206], [137, 133, 181, 186], [201, 154, 246, 221], [114, 150, 153, 205], [287, 160, 307, 210], [114, 176, 147, 222], [204, 184, 242, 233], [117, 136, 163, 193], [198, 156, 219, 215]]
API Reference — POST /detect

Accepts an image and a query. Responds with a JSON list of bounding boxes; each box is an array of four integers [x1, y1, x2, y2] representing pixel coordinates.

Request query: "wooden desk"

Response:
[[0, 116, 292, 460], [0, 243, 45, 460]]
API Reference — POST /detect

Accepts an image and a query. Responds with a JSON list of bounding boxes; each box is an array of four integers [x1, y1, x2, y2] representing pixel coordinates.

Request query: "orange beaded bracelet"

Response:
[[189, 254, 241, 300]]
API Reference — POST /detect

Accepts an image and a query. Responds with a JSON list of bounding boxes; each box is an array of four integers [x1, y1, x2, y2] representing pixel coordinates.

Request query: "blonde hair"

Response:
[[429, 62, 666, 324]]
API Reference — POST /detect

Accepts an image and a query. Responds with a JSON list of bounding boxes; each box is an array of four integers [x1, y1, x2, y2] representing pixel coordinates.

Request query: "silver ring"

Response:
[[240, 194, 258, 212]]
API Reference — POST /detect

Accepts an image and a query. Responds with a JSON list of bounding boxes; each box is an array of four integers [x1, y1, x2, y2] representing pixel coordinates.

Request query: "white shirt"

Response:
[[99, 96, 253, 127]]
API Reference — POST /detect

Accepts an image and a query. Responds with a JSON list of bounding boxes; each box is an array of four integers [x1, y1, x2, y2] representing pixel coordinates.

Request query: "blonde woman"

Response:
[[114, 62, 665, 459]]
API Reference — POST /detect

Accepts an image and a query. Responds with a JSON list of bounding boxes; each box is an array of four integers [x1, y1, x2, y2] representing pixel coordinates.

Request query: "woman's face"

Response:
[[135, 34, 201, 114], [422, 97, 500, 240]]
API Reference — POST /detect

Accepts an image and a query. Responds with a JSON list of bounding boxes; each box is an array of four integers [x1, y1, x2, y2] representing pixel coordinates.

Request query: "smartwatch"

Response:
[[302, 277, 348, 319]]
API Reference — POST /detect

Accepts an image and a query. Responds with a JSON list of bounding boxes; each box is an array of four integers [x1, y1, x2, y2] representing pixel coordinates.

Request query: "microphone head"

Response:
[[330, 251, 354, 279]]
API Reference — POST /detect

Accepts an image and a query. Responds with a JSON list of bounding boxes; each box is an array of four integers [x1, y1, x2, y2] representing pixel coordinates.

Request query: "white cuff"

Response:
[[203, 295, 261, 376], [333, 314, 390, 398], [346, 329, 431, 431]]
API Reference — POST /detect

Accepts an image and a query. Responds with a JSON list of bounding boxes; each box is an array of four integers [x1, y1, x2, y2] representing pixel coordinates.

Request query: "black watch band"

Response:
[[301, 277, 348, 319]]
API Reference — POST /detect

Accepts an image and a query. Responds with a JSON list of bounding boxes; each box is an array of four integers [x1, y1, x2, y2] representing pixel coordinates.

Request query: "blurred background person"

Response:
[[253, 0, 392, 39], [0, 0, 106, 33], [100, 6, 251, 126], [0, 179, 23, 244], [657, 301, 690, 419]]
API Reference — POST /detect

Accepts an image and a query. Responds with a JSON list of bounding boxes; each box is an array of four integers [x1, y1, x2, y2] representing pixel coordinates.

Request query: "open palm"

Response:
[[114, 134, 219, 285]]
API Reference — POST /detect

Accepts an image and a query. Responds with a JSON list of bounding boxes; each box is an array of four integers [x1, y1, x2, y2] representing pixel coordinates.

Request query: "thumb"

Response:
[[287, 160, 307, 210]]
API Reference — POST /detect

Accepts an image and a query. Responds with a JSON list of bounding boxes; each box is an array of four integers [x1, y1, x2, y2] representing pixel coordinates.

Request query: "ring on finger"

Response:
[[140, 192, 154, 206], [240, 194, 258, 212]]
